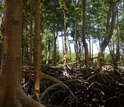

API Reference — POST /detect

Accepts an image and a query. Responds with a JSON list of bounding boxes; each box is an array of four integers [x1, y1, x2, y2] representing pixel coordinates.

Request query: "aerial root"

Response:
[[38, 72, 68, 88], [20, 89, 46, 107]]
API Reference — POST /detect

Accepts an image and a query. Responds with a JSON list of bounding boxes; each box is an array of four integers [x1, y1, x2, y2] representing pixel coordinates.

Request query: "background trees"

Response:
[[15, 0, 123, 67], [0, 0, 124, 106]]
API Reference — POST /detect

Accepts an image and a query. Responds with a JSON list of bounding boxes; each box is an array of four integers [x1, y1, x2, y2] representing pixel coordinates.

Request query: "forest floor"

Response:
[[22, 62, 124, 107]]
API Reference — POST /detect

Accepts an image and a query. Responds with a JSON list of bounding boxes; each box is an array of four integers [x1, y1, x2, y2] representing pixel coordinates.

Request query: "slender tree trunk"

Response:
[[113, 42, 115, 54], [109, 4, 120, 72], [82, 0, 89, 75], [63, 0, 67, 71], [29, 0, 33, 80], [46, 39, 50, 64], [92, 37, 93, 63], [53, 31, 57, 65], [96, 0, 118, 74], [0, 0, 45, 107], [57, 36, 60, 62], [98, 31, 100, 46], [0, 14, 3, 65], [67, 34, 71, 61], [0, 14, 2, 35], [89, 36, 91, 58], [34, 0, 41, 99], [62, 34, 64, 56], [79, 41, 81, 60], [97, 17, 100, 47], [26, 27, 29, 61], [74, 22, 80, 61], [115, 6, 120, 68]]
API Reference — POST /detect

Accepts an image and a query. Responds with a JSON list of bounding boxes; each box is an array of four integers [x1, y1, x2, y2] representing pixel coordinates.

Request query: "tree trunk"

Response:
[[62, 33, 64, 56], [46, 39, 50, 65], [33, 0, 41, 99], [92, 37, 94, 63], [0, 0, 45, 107], [74, 22, 80, 61], [57, 36, 60, 62], [29, 0, 33, 80], [26, 27, 29, 61], [67, 33, 71, 61], [115, 6, 120, 68], [89, 36, 91, 58], [0, 14, 3, 65], [78, 41, 81, 59], [53, 30, 57, 65], [63, 0, 67, 71], [96, 0, 118, 74], [82, 0, 89, 75]]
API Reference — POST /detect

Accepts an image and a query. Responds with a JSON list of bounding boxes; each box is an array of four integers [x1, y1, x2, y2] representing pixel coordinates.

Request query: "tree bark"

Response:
[[29, 0, 33, 80], [0, 0, 45, 107], [53, 30, 57, 65], [82, 0, 89, 75], [33, 0, 41, 98], [46, 39, 50, 65], [67, 33, 71, 61], [62, 34, 64, 56], [62, 33, 65, 57], [0, 14, 3, 65], [115, 5, 120, 68], [89, 36, 91, 58], [92, 37, 94, 63], [96, 0, 118, 74], [63, 0, 67, 71], [74, 22, 80, 61]]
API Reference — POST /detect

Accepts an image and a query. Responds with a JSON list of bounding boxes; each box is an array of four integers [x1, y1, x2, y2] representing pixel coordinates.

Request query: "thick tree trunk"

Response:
[[0, 0, 23, 105], [82, 0, 89, 75], [63, 0, 67, 71], [96, 0, 118, 74], [34, 0, 41, 98], [0, 0, 45, 107]]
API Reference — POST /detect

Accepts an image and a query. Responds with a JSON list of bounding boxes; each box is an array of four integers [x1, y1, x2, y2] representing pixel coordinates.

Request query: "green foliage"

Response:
[[103, 53, 112, 64], [56, 52, 76, 64], [57, 52, 64, 64], [1, 0, 124, 67], [0, 0, 4, 14], [66, 52, 76, 62]]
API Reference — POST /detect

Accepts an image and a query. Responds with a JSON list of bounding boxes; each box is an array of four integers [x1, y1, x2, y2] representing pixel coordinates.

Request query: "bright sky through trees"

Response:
[[58, 36, 101, 54]]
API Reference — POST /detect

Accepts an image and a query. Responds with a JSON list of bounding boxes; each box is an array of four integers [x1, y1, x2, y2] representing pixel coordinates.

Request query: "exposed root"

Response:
[[21, 65, 124, 107], [38, 72, 69, 89], [21, 89, 45, 107], [40, 83, 64, 100]]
